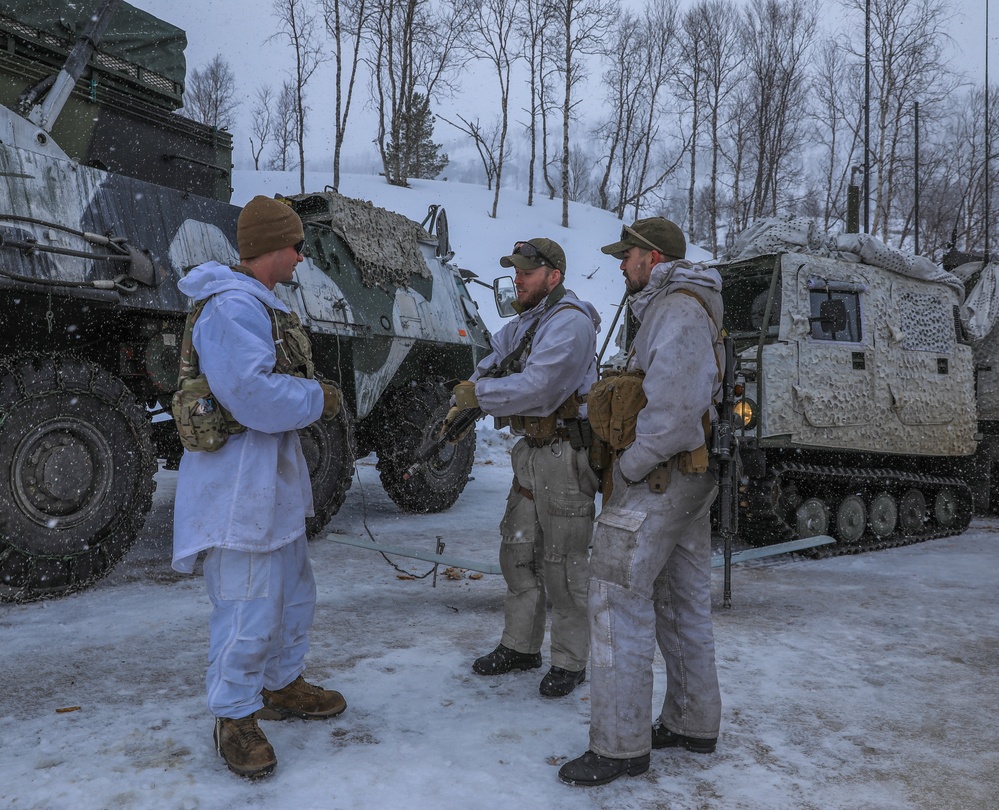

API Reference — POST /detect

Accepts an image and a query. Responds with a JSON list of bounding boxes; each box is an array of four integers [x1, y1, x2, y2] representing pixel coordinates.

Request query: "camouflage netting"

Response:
[[318, 192, 433, 290], [727, 216, 966, 299]]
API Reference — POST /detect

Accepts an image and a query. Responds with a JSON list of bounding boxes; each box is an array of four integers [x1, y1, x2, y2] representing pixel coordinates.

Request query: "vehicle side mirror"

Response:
[[493, 276, 518, 318], [817, 299, 848, 333]]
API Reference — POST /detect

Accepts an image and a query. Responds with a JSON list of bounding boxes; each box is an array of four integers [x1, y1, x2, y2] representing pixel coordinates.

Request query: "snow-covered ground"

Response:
[[2, 423, 997, 810]]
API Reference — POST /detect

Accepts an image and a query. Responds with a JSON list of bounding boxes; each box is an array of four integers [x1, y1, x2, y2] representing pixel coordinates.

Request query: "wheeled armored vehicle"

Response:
[[0, 0, 490, 601]]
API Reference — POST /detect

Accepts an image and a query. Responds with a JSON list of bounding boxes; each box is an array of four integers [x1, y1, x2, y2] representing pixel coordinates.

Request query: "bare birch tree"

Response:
[[464, 0, 521, 217], [320, 0, 370, 190], [694, 0, 742, 255], [185, 54, 239, 130], [364, 0, 471, 187], [738, 0, 818, 219], [839, 0, 958, 243], [267, 80, 299, 171], [271, 0, 327, 193], [249, 85, 275, 170], [548, 0, 614, 227]]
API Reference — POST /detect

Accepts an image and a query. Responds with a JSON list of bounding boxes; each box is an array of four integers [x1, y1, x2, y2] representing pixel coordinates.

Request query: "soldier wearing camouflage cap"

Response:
[[561, 217, 724, 787], [446, 237, 601, 698]]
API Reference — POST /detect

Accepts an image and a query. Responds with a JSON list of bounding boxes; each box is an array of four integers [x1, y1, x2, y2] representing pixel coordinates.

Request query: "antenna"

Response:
[[984, 2, 991, 264]]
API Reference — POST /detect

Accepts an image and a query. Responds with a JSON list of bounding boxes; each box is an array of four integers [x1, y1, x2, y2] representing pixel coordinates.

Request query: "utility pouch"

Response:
[[678, 444, 710, 474], [588, 436, 612, 472], [509, 413, 558, 440], [171, 375, 230, 452], [587, 370, 647, 450], [565, 418, 593, 451]]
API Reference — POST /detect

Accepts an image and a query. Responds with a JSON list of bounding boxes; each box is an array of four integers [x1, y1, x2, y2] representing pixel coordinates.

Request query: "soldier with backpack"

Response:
[[560, 218, 724, 786]]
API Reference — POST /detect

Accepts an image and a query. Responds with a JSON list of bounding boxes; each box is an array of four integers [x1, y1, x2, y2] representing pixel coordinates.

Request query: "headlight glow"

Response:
[[733, 398, 757, 430]]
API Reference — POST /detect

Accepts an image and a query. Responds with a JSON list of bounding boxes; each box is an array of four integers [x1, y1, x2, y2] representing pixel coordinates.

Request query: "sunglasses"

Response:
[[293, 239, 306, 256], [620, 225, 663, 254], [513, 241, 558, 268]]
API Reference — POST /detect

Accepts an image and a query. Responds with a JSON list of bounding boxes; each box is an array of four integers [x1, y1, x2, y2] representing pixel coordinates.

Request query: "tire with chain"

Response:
[[0, 354, 157, 602], [299, 404, 355, 537], [375, 381, 476, 513]]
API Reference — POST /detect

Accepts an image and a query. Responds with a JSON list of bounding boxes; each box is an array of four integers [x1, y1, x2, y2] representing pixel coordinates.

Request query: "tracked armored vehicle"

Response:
[[0, 0, 490, 602], [715, 219, 981, 556]]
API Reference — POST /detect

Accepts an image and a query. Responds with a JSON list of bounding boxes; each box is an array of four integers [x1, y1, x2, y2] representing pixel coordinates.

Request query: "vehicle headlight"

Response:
[[733, 398, 757, 430]]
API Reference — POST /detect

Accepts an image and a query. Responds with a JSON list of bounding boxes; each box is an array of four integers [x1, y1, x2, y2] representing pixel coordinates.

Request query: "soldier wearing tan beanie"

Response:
[[238, 195, 305, 260], [173, 192, 346, 780]]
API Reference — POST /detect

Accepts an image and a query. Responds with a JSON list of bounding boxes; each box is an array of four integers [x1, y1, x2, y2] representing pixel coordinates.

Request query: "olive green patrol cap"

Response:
[[601, 217, 686, 260], [500, 238, 567, 274]]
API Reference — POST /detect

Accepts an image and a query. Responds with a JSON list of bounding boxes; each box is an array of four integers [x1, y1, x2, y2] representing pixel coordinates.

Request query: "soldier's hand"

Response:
[[320, 381, 342, 420], [440, 406, 473, 444], [452, 380, 478, 410]]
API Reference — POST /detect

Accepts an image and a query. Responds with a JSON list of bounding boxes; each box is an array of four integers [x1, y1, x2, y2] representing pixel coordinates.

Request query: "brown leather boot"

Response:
[[214, 716, 277, 778], [259, 674, 347, 720]]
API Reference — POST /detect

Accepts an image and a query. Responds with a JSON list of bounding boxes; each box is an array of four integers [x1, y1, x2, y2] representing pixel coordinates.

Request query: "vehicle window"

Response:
[[808, 288, 862, 342]]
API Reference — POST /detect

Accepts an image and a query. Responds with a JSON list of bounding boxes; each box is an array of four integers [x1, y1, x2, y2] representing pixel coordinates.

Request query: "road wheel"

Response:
[[299, 405, 355, 537], [868, 492, 898, 539], [795, 497, 830, 538], [898, 488, 928, 535], [376, 381, 475, 513], [834, 495, 867, 544], [0, 354, 156, 602], [933, 487, 959, 529]]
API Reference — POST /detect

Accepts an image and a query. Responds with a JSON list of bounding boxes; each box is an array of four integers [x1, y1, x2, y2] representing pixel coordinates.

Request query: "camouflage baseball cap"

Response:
[[600, 217, 686, 260], [499, 238, 567, 274]]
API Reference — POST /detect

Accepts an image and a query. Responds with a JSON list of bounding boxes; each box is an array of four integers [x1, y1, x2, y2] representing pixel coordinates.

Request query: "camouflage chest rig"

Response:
[[171, 266, 315, 452]]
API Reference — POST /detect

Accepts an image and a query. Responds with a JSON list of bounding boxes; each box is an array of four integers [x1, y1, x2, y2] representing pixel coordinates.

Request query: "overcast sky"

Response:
[[127, 0, 993, 171]]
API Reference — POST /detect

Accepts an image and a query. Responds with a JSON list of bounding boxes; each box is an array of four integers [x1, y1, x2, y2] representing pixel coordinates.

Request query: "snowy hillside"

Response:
[[230, 170, 712, 340]]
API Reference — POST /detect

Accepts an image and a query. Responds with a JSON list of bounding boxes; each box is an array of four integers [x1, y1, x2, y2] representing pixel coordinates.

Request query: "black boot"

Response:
[[472, 644, 542, 675], [539, 666, 586, 697], [651, 721, 717, 754], [558, 750, 650, 786]]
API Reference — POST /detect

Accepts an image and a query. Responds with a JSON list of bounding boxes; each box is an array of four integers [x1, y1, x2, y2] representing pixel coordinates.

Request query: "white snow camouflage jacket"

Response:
[[171, 261, 325, 572], [472, 286, 600, 422], [617, 260, 723, 483]]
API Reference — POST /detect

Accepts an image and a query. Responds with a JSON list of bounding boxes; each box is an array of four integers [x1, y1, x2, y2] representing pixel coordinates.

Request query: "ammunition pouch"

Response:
[[495, 392, 583, 441], [171, 375, 246, 453], [586, 369, 647, 450], [172, 274, 315, 453]]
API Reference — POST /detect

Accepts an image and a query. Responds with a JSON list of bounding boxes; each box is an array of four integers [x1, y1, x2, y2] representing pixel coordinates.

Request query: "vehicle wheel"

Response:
[[933, 487, 959, 529], [299, 405, 355, 537], [868, 492, 898, 539], [898, 488, 927, 535], [375, 381, 476, 513], [835, 495, 867, 544], [0, 354, 156, 602], [795, 497, 830, 538]]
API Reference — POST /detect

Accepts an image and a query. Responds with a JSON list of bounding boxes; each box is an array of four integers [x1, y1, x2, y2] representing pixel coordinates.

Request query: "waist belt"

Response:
[[525, 427, 572, 449]]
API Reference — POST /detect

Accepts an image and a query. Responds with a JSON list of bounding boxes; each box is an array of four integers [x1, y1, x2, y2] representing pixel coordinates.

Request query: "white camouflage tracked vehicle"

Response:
[[0, 0, 490, 602], [713, 218, 995, 556]]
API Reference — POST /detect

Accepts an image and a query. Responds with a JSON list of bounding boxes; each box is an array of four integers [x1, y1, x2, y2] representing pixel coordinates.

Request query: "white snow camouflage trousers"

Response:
[[204, 535, 316, 718], [588, 462, 721, 759], [498, 437, 598, 671]]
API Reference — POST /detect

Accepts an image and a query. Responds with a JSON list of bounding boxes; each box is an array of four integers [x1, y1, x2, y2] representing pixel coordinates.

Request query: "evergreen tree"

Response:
[[385, 92, 448, 184]]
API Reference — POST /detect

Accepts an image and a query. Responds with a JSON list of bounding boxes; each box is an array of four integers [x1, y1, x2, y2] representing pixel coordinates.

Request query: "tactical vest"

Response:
[[171, 266, 316, 452], [493, 301, 587, 440], [587, 286, 723, 483]]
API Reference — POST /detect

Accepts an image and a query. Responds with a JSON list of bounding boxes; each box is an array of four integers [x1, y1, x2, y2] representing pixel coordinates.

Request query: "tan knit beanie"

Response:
[[237, 196, 304, 259]]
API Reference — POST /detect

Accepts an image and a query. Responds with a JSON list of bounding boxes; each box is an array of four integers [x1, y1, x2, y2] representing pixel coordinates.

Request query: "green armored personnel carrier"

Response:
[[0, 0, 490, 601]]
